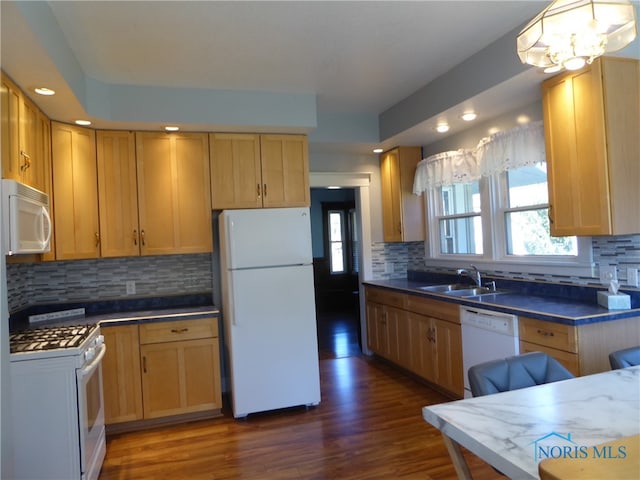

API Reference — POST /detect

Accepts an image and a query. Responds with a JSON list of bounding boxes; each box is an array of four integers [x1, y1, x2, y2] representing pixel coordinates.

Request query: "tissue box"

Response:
[[597, 291, 631, 310]]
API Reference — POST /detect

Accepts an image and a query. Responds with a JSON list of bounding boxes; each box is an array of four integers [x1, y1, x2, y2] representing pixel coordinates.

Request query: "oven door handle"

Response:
[[78, 343, 107, 379]]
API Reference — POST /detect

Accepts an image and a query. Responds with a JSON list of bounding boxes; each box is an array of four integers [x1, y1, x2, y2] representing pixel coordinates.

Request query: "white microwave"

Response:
[[2, 179, 52, 255]]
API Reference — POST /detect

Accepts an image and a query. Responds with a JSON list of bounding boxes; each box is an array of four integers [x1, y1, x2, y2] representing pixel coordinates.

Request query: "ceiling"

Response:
[[1, 1, 636, 154]]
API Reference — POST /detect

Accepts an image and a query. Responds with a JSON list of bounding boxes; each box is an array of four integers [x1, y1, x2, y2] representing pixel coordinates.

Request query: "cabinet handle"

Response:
[[142, 356, 147, 373], [263, 184, 267, 197], [140, 229, 146, 246], [548, 205, 554, 224], [95, 232, 100, 247], [20, 151, 31, 171], [171, 328, 189, 334], [257, 184, 262, 198], [537, 329, 554, 337], [397, 222, 402, 234], [133, 229, 138, 246]]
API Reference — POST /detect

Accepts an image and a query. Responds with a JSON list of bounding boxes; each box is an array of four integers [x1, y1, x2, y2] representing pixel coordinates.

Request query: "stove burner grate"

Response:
[[10, 324, 96, 354]]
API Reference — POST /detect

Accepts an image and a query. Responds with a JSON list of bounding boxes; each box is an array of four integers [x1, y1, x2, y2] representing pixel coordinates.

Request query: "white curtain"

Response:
[[476, 121, 546, 176], [412, 121, 546, 194], [412, 149, 478, 194]]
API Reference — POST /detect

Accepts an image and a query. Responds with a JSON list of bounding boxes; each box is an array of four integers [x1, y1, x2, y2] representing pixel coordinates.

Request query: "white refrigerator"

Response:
[[219, 207, 321, 418]]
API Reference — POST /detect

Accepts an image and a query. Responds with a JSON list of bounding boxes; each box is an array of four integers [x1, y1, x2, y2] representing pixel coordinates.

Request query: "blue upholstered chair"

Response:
[[468, 351, 575, 397], [609, 346, 640, 370]]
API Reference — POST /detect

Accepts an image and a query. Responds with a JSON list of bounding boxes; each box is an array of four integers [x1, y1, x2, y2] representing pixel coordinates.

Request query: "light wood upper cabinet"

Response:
[[210, 133, 262, 209], [97, 131, 140, 258], [380, 147, 424, 242], [542, 57, 640, 236], [1, 74, 23, 182], [210, 133, 310, 209], [136, 132, 213, 255], [1, 73, 51, 191], [260, 134, 310, 208], [51, 122, 99, 260]]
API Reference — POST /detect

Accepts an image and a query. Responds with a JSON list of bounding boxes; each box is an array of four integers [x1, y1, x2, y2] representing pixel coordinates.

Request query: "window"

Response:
[[501, 163, 577, 256], [418, 121, 591, 273], [437, 182, 482, 255], [328, 210, 345, 274], [322, 201, 358, 275]]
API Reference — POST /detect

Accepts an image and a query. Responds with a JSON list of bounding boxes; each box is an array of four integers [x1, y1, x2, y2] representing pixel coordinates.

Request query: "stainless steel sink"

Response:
[[443, 287, 503, 297], [417, 284, 505, 297], [417, 284, 472, 293]]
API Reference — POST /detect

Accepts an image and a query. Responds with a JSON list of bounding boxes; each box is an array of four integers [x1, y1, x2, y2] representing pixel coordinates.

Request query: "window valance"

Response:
[[475, 121, 546, 176], [413, 121, 546, 193], [412, 149, 478, 194]]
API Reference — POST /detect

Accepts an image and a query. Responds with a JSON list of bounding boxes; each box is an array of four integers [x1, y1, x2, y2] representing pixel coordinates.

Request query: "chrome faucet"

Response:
[[457, 264, 482, 287]]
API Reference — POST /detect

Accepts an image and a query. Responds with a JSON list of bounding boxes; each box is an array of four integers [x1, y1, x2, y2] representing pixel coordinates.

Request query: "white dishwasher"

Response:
[[460, 306, 519, 398]]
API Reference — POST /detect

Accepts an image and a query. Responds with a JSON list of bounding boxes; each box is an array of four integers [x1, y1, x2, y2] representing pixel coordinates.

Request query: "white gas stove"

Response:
[[9, 311, 106, 480]]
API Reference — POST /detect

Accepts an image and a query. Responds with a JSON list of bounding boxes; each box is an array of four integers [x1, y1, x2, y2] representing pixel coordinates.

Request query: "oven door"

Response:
[[77, 343, 107, 480]]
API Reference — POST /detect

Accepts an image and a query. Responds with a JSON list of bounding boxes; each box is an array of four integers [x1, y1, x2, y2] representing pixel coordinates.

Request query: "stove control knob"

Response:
[[85, 346, 96, 362], [95, 334, 105, 347]]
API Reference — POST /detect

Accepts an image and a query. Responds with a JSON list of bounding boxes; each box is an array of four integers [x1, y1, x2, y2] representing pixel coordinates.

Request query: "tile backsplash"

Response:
[[6, 253, 214, 313], [374, 234, 640, 286]]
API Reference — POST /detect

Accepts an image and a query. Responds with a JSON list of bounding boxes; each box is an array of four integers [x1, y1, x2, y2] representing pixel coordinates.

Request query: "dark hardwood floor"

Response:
[[99, 308, 503, 480]]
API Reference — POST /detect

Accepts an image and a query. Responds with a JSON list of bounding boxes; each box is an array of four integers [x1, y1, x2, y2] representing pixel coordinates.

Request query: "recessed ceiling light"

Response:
[[517, 115, 531, 125], [75, 120, 91, 126], [34, 87, 55, 96], [488, 127, 500, 135], [373, 148, 383, 153], [165, 126, 179, 132], [461, 112, 477, 122], [435, 123, 450, 133]]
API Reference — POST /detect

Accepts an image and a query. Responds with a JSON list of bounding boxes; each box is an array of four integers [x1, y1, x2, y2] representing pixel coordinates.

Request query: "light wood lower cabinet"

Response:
[[102, 317, 222, 429], [519, 315, 640, 376], [102, 324, 143, 424], [365, 286, 463, 397]]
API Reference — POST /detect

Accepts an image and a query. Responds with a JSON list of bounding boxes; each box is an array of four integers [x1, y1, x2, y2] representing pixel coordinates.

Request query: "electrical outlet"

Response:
[[599, 266, 617, 284], [627, 268, 639, 287], [126, 280, 136, 295]]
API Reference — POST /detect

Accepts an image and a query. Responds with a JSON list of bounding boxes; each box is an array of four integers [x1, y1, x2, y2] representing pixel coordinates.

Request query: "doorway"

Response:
[[310, 188, 361, 359]]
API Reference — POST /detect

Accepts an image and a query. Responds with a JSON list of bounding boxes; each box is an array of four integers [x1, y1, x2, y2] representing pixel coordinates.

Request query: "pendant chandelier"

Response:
[[517, 0, 637, 73]]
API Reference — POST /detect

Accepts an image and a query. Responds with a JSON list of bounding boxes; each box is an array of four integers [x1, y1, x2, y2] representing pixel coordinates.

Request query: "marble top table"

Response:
[[422, 366, 640, 479]]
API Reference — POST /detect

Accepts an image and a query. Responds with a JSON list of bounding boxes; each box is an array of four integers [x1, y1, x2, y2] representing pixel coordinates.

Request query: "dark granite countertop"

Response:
[[9, 293, 219, 332], [364, 278, 640, 326]]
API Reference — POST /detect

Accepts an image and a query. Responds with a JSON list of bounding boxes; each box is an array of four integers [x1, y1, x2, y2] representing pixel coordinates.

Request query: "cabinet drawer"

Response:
[[365, 287, 406, 309], [520, 340, 580, 376], [519, 317, 577, 353], [139, 317, 218, 344], [405, 295, 459, 323]]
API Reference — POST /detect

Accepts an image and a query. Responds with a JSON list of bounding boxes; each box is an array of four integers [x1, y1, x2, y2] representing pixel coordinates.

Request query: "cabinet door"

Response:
[[260, 134, 310, 207], [1, 74, 21, 181], [366, 301, 385, 354], [432, 318, 463, 397], [51, 122, 100, 259], [136, 132, 213, 255], [543, 61, 611, 235], [102, 325, 143, 424], [380, 146, 424, 242], [210, 133, 262, 209], [97, 131, 140, 257], [141, 338, 221, 419], [18, 96, 39, 187], [36, 112, 55, 261], [409, 313, 436, 383]]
